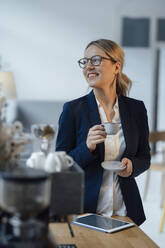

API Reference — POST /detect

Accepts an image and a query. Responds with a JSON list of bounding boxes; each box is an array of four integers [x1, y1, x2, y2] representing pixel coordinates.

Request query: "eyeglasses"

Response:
[[78, 55, 116, 69]]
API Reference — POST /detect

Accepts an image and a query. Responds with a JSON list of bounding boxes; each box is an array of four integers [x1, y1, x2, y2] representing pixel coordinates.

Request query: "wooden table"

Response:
[[50, 216, 159, 248]]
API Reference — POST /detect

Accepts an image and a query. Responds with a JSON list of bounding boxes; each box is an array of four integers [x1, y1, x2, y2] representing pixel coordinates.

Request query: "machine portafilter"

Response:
[[0, 158, 84, 248]]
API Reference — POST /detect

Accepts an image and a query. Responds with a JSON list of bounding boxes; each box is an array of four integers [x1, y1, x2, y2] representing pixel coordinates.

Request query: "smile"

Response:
[[87, 72, 99, 78]]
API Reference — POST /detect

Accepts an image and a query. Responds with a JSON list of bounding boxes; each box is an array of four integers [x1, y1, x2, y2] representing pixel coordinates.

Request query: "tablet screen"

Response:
[[72, 214, 134, 233]]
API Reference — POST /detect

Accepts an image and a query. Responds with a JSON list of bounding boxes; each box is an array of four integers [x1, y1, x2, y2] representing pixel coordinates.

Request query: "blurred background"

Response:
[[0, 0, 165, 246]]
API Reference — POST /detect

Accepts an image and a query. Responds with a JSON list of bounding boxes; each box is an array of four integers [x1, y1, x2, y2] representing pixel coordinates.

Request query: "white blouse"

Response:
[[96, 97, 127, 217]]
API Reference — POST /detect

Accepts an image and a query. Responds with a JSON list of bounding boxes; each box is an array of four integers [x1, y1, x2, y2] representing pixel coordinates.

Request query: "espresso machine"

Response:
[[0, 162, 84, 248], [0, 167, 57, 248]]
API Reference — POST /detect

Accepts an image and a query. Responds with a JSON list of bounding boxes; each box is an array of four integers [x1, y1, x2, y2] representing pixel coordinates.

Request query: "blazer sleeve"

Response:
[[129, 102, 151, 178], [56, 102, 99, 168]]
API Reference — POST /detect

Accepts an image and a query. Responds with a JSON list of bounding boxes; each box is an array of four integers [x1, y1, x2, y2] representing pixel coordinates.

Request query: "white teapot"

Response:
[[26, 152, 46, 170], [45, 151, 74, 173]]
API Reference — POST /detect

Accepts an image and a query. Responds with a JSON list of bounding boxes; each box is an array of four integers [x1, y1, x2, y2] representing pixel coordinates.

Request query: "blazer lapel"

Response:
[[86, 90, 105, 161], [86, 91, 101, 126], [118, 95, 137, 156]]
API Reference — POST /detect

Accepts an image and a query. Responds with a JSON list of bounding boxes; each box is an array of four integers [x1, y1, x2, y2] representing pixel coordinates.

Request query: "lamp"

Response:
[[0, 71, 17, 123], [0, 71, 16, 99]]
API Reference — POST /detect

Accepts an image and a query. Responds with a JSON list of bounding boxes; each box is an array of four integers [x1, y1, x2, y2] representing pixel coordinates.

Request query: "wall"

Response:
[[0, 0, 119, 101], [0, 0, 165, 129]]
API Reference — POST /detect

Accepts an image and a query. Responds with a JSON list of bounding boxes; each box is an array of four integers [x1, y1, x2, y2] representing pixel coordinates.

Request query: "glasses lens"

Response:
[[91, 56, 101, 66], [78, 58, 88, 68]]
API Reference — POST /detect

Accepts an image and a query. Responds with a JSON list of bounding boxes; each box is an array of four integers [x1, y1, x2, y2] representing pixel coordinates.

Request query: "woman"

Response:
[[56, 39, 150, 226]]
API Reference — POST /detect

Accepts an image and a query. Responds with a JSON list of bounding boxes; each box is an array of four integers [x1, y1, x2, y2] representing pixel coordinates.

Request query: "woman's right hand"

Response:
[[86, 125, 107, 152]]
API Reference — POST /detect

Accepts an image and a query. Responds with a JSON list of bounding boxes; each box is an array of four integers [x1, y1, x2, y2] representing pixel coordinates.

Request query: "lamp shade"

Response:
[[0, 71, 16, 99]]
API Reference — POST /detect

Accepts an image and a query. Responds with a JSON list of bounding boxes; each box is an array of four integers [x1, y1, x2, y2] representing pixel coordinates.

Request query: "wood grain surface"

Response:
[[49, 216, 159, 248]]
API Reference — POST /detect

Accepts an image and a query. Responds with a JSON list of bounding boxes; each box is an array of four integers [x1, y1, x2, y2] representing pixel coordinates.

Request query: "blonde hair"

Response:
[[86, 39, 132, 96]]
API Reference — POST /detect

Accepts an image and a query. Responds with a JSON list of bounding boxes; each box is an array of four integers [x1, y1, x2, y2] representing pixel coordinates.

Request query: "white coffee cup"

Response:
[[102, 122, 120, 135], [54, 151, 74, 170], [45, 152, 62, 172], [45, 151, 74, 173]]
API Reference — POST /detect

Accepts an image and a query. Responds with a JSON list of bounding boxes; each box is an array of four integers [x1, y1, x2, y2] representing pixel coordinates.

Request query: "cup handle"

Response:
[[66, 155, 74, 167]]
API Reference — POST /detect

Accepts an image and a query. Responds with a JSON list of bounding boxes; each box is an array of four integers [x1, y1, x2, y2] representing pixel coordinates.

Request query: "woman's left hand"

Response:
[[117, 158, 133, 177]]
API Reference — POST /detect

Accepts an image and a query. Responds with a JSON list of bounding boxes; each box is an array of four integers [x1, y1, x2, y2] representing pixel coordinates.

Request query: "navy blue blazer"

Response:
[[56, 90, 151, 226]]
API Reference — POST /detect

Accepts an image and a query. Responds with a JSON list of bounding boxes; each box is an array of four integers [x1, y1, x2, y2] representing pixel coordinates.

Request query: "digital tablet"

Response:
[[72, 213, 134, 233]]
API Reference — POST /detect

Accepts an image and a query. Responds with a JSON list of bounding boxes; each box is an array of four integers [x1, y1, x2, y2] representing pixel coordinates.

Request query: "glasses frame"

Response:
[[78, 55, 117, 69]]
